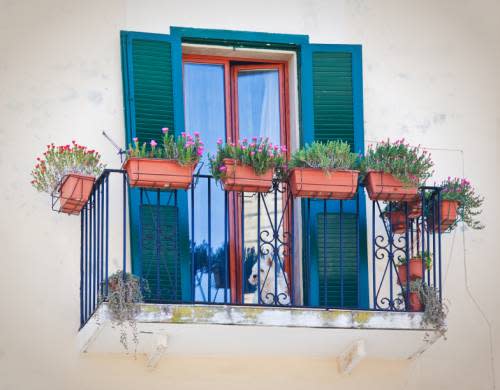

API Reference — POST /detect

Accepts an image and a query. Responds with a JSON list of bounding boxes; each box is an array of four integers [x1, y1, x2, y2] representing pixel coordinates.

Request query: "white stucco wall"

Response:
[[0, 0, 499, 389]]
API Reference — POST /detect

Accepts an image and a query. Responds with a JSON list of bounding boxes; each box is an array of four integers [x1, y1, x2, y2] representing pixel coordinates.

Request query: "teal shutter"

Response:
[[300, 44, 368, 308], [120, 31, 190, 301]]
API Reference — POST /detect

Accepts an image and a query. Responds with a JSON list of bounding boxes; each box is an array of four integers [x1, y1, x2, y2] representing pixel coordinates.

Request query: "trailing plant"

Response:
[[439, 177, 484, 230], [209, 137, 286, 182], [398, 251, 432, 270], [402, 279, 448, 338], [288, 140, 360, 171], [31, 141, 105, 193], [127, 127, 204, 165], [103, 271, 146, 352], [362, 138, 434, 186]]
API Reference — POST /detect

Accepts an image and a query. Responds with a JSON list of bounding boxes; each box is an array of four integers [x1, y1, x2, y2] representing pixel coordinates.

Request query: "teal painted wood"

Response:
[[317, 213, 358, 307], [120, 31, 191, 301], [302, 43, 368, 309], [140, 205, 181, 301]]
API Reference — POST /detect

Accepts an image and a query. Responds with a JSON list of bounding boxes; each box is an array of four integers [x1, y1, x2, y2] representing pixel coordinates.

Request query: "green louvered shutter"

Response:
[[301, 44, 367, 308], [140, 205, 181, 301], [121, 31, 190, 301]]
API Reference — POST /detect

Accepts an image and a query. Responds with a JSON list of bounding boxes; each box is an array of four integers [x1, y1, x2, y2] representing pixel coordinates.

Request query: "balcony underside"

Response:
[[79, 303, 442, 365]]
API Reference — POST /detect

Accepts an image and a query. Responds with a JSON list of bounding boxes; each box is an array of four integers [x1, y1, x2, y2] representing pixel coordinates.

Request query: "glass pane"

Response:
[[183, 63, 229, 303], [237, 69, 281, 145], [237, 69, 288, 305]]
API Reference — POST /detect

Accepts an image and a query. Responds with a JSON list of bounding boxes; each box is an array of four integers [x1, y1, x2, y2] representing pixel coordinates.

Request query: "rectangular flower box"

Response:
[[221, 158, 273, 193], [430, 200, 459, 231], [123, 158, 196, 189], [364, 171, 418, 201], [59, 173, 95, 215], [289, 168, 359, 200]]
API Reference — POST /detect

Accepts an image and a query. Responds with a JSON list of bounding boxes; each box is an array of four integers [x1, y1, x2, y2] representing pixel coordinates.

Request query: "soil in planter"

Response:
[[123, 158, 196, 189], [222, 159, 273, 192], [59, 173, 95, 215], [289, 168, 359, 200], [365, 171, 418, 202]]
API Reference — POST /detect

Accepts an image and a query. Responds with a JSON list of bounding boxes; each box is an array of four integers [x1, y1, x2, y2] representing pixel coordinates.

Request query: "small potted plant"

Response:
[[402, 279, 425, 312], [287, 140, 360, 199], [31, 141, 104, 215], [397, 251, 432, 286], [103, 271, 146, 352], [362, 139, 434, 201], [123, 127, 203, 189], [209, 137, 285, 192], [431, 177, 484, 231]]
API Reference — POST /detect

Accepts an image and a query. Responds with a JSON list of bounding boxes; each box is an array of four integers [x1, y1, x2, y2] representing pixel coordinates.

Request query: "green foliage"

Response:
[[288, 140, 359, 171], [105, 271, 146, 352], [401, 279, 448, 338], [31, 141, 105, 194], [127, 128, 203, 166], [362, 139, 434, 186], [209, 137, 286, 182], [439, 177, 484, 230]]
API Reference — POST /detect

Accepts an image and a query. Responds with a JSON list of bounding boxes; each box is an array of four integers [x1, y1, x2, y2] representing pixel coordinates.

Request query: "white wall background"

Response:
[[0, 0, 499, 389]]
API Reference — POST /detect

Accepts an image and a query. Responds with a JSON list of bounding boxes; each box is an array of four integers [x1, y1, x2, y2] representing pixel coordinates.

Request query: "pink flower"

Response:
[[219, 166, 227, 172], [133, 137, 139, 143], [280, 145, 287, 152], [181, 132, 187, 137], [194, 131, 200, 137], [250, 143, 256, 148], [242, 138, 248, 144], [241, 145, 247, 150], [250, 151, 256, 156], [150, 140, 157, 147], [162, 127, 169, 134], [274, 145, 279, 151], [196, 150, 203, 156], [217, 138, 223, 145], [252, 137, 258, 141]]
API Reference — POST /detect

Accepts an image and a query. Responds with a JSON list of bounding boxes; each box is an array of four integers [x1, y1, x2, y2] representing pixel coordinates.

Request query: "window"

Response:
[[120, 28, 368, 308]]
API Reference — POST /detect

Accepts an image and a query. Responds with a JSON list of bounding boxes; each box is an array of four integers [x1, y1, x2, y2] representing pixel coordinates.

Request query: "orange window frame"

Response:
[[182, 54, 292, 304]]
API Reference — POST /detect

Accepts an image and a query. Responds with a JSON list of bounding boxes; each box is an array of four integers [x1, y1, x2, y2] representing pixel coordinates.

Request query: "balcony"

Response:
[[77, 169, 446, 367]]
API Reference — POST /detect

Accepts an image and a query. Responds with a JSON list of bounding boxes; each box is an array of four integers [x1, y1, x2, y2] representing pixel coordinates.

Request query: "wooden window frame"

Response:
[[182, 54, 292, 304]]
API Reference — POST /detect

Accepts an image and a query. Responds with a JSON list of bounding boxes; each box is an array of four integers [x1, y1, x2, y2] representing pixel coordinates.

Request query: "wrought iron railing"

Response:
[[79, 169, 444, 327]]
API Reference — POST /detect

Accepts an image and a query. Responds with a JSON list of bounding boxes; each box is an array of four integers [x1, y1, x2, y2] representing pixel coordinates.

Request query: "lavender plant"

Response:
[[209, 137, 286, 182], [127, 127, 204, 166], [362, 139, 434, 186], [31, 141, 105, 194]]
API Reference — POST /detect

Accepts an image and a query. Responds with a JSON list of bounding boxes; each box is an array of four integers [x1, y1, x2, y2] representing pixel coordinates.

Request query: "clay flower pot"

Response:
[[407, 200, 422, 219], [397, 258, 424, 285], [364, 171, 418, 201], [408, 292, 423, 312], [289, 168, 359, 199], [431, 200, 459, 231], [59, 173, 95, 215], [123, 158, 196, 189], [386, 211, 407, 234], [221, 158, 273, 192]]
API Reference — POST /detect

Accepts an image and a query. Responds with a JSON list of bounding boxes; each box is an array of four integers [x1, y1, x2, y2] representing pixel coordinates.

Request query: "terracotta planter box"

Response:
[[385, 211, 408, 234], [397, 258, 424, 285], [289, 168, 359, 200], [364, 171, 418, 201], [59, 173, 95, 215], [123, 158, 196, 189], [431, 200, 459, 231], [408, 292, 423, 312], [221, 158, 273, 193]]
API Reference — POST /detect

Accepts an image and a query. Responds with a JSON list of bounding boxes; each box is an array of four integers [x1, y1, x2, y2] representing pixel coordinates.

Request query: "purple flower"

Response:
[[219, 166, 227, 172]]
